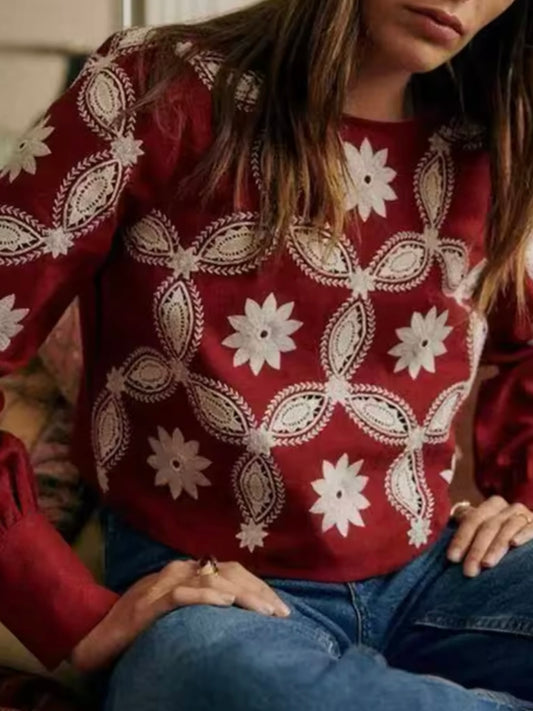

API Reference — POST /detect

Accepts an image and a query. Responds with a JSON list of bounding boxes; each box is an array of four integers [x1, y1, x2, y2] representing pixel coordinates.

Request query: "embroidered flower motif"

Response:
[[111, 134, 144, 167], [0, 294, 29, 352], [1, 116, 54, 182], [422, 227, 440, 253], [43, 228, 74, 258], [408, 517, 432, 548], [343, 139, 397, 221], [223, 294, 303, 375], [246, 427, 276, 456], [310, 455, 370, 537], [171, 359, 190, 385], [428, 133, 450, 154], [325, 376, 352, 405], [236, 520, 269, 552], [169, 246, 200, 280], [87, 53, 116, 75], [349, 266, 376, 300], [389, 307, 453, 379], [147, 426, 212, 500], [407, 426, 425, 452], [106, 367, 127, 396]]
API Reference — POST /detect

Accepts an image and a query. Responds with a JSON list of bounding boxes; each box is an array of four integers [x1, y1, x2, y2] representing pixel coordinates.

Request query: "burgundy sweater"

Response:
[[1, 28, 533, 670]]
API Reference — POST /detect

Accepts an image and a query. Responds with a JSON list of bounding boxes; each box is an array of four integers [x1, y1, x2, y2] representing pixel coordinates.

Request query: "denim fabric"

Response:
[[101, 511, 533, 711]]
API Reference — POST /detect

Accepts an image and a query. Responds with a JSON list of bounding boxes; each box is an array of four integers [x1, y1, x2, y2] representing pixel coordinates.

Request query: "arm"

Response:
[[0, 30, 159, 670], [474, 277, 533, 507], [445, 274, 533, 577]]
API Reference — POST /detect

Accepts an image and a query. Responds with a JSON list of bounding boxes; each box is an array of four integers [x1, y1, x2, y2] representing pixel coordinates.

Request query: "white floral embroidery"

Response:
[[0, 294, 29, 351], [408, 517, 432, 548], [440, 452, 458, 485], [87, 54, 116, 75], [428, 134, 450, 154], [236, 520, 268, 552], [106, 367, 127, 396], [423, 227, 441, 253], [389, 307, 453, 379], [407, 426, 425, 452], [223, 294, 303, 375], [232, 453, 286, 540], [43, 228, 74, 258], [147, 426, 211, 500], [310, 455, 370, 537], [343, 139, 397, 221], [325, 376, 352, 405], [1, 116, 54, 182], [169, 246, 200, 280], [247, 427, 276, 456], [171, 359, 190, 385], [111, 134, 144, 167], [92, 391, 130, 475], [263, 385, 332, 445], [349, 266, 376, 299]]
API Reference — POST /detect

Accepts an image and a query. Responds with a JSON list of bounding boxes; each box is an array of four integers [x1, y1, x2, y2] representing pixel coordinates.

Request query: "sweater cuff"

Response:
[[0, 512, 118, 670]]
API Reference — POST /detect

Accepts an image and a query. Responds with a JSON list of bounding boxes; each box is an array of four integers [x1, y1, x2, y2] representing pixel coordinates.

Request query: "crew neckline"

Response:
[[340, 109, 439, 133]]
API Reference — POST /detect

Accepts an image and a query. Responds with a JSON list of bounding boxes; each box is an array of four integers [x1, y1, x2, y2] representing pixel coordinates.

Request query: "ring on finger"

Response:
[[451, 500, 472, 520], [513, 512, 533, 527], [196, 555, 219, 577]]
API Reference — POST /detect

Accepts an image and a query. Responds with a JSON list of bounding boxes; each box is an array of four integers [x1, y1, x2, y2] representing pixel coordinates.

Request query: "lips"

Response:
[[407, 5, 465, 36]]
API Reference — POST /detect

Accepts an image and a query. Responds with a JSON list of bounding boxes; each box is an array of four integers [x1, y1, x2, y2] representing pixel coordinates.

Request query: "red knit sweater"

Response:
[[1, 28, 533, 670]]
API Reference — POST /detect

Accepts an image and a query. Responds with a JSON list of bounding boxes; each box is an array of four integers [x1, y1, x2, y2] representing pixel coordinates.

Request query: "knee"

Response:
[[103, 606, 277, 711]]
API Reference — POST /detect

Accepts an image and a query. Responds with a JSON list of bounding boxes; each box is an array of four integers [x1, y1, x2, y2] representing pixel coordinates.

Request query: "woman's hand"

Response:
[[70, 559, 291, 673], [447, 496, 533, 577]]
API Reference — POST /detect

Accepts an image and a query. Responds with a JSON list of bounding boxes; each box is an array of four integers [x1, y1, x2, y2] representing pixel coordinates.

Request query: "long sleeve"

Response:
[[474, 273, 533, 508], [0, 30, 163, 669]]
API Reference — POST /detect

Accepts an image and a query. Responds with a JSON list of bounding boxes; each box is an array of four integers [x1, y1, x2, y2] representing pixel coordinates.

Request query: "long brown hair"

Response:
[[138, 0, 533, 314]]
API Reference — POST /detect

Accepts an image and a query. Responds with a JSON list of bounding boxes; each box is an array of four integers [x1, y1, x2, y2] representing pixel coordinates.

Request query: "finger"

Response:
[[154, 585, 236, 617], [462, 516, 509, 577], [220, 562, 291, 617], [447, 496, 508, 563], [144, 560, 195, 604], [511, 522, 533, 547], [481, 514, 530, 568], [196, 573, 282, 618]]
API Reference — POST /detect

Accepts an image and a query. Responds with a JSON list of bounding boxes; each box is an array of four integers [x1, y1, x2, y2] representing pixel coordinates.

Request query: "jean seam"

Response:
[[347, 583, 370, 647], [414, 614, 533, 638]]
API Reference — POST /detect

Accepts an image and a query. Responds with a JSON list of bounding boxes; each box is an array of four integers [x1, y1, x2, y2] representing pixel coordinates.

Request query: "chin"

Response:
[[377, 34, 454, 75]]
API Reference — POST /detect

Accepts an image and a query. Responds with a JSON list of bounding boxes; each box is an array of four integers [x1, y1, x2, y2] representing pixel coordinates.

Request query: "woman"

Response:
[[1, 0, 533, 708]]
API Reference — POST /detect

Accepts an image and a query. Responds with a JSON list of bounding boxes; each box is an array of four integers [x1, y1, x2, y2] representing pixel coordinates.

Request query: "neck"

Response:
[[344, 58, 413, 123]]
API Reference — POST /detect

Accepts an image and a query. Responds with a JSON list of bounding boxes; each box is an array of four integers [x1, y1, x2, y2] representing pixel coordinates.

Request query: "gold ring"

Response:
[[514, 512, 533, 526], [451, 500, 472, 520], [196, 555, 219, 577]]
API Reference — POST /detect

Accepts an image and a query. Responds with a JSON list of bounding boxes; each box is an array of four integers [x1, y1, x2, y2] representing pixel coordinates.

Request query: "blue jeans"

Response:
[[101, 511, 533, 711]]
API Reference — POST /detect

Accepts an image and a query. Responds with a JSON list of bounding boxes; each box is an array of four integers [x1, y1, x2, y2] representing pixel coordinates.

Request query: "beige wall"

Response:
[[0, 0, 119, 137]]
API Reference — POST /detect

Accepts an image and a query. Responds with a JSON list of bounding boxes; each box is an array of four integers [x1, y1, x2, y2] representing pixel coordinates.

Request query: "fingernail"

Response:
[[448, 548, 462, 563], [223, 595, 236, 605], [464, 565, 480, 578], [511, 537, 522, 547], [261, 605, 276, 616], [277, 604, 291, 618], [481, 556, 495, 568]]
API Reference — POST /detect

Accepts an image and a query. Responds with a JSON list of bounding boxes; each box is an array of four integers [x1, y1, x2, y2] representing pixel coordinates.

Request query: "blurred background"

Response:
[[0, 1, 249, 166]]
